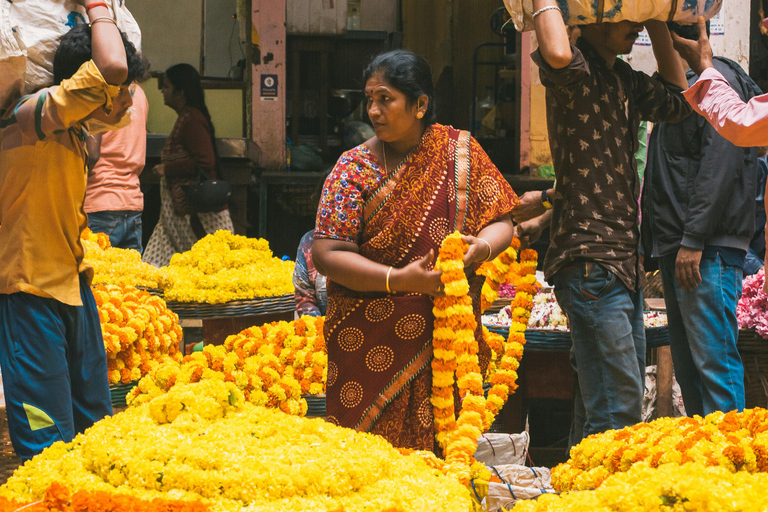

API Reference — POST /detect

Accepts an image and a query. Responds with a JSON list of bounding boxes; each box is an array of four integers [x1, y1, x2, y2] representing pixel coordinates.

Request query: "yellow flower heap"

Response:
[[552, 408, 768, 492], [164, 230, 294, 303], [0, 380, 472, 512], [127, 316, 326, 416], [513, 462, 768, 512], [81, 228, 171, 289], [94, 285, 183, 385], [431, 233, 537, 485]]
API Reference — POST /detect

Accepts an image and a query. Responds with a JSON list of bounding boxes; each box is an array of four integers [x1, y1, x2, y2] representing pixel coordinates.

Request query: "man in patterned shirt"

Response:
[[530, 1, 692, 446]]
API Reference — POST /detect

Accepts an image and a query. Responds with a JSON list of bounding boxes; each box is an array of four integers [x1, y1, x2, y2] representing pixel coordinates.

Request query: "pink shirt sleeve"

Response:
[[684, 67, 768, 147]]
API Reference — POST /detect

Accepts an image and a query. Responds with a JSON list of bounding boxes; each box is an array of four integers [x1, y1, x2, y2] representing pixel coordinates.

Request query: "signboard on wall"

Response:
[[260, 74, 278, 100]]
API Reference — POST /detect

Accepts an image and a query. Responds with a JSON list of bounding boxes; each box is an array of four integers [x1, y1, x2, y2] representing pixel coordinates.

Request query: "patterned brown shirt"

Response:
[[532, 39, 692, 290]]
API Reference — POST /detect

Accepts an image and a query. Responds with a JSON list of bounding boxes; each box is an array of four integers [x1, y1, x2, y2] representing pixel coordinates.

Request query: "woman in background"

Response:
[[143, 63, 233, 267]]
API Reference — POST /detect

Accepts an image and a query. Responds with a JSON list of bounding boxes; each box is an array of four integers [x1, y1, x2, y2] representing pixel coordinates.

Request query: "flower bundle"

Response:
[[0, 482, 210, 512], [163, 231, 294, 303], [81, 228, 171, 289], [93, 285, 183, 385], [483, 244, 537, 431], [477, 238, 520, 311], [1, 380, 472, 512], [127, 316, 326, 416], [513, 462, 768, 512], [552, 408, 768, 492], [737, 267, 768, 338]]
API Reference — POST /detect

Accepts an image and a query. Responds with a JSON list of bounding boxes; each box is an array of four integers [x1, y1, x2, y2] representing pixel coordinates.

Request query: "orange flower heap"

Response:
[[94, 285, 182, 385], [127, 316, 326, 416]]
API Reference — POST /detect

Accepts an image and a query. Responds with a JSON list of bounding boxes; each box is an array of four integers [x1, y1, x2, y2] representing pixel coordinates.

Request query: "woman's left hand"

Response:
[[153, 164, 165, 176], [461, 235, 493, 267]]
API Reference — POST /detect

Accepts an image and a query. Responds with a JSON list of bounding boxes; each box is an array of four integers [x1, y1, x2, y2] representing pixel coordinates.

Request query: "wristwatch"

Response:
[[540, 189, 552, 210]]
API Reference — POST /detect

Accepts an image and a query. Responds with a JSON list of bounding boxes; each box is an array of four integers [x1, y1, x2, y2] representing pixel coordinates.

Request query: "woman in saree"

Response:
[[313, 50, 519, 451]]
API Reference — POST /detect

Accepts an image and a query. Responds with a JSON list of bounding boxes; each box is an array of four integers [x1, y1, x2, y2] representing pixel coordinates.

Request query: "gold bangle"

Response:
[[478, 238, 493, 262], [386, 266, 393, 294], [89, 16, 117, 27]]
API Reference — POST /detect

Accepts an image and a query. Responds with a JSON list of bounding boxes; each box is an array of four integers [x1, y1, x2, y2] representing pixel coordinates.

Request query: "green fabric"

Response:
[[536, 164, 555, 179], [23, 403, 55, 431], [635, 120, 650, 182]]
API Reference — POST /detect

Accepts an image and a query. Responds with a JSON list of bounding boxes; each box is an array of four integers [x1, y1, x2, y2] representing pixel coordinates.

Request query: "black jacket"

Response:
[[642, 57, 761, 259]]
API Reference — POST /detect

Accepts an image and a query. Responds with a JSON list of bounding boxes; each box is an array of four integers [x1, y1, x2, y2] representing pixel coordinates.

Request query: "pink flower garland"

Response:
[[737, 268, 768, 338]]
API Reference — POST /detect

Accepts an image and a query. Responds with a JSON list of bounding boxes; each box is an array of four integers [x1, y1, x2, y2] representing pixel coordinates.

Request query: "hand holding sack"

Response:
[[504, 0, 722, 31], [0, 0, 141, 113]]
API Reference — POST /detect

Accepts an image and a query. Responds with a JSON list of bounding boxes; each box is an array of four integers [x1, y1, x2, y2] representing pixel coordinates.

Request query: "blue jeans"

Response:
[[88, 210, 143, 253], [658, 253, 745, 416], [0, 274, 112, 460], [552, 262, 645, 447]]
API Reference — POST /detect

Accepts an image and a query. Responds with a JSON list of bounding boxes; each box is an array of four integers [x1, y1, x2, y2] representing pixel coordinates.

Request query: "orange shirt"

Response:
[[84, 84, 148, 213], [0, 61, 120, 306]]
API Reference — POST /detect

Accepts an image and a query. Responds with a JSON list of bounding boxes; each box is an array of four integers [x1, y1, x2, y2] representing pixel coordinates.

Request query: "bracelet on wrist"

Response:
[[85, 2, 109, 13], [541, 189, 553, 210], [89, 16, 117, 27], [532, 5, 562, 19]]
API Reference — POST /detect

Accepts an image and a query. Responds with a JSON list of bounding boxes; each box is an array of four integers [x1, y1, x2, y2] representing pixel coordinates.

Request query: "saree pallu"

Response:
[[324, 124, 518, 450]]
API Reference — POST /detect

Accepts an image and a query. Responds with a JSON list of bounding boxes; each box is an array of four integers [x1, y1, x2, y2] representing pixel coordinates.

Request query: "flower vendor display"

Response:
[[163, 230, 294, 304], [127, 316, 326, 416], [94, 285, 183, 385], [0, 482, 210, 511], [81, 228, 171, 289], [0, 380, 473, 512], [431, 233, 537, 484], [512, 461, 768, 512], [551, 408, 768, 492], [738, 267, 768, 338]]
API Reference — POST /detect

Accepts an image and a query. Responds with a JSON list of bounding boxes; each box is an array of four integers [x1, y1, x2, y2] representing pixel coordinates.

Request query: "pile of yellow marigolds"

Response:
[[94, 285, 183, 385], [128, 316, 327, 416], [82, 229, 171, 290], [163, 231, 295, 303]]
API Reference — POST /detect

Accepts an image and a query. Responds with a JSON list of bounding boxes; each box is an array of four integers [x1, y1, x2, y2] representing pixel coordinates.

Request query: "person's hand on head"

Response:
[[671, 17, 713, 76]]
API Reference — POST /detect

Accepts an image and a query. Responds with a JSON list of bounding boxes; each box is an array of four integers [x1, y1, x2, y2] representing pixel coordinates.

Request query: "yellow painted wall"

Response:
[[529, 83, 551, 168], [143, 78, 244, 138]]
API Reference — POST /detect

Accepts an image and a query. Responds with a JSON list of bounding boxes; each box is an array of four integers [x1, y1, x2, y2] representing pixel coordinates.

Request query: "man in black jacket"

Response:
[[643, 56, 761, 417]]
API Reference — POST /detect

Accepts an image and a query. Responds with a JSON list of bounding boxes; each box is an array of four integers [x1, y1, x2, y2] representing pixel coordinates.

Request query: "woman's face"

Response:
[[161, 80, 183, 109], [365, 72, 424, 143]]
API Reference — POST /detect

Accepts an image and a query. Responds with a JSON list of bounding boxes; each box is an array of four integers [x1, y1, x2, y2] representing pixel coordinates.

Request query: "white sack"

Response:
[[475, 432, 530, 466], [505, 0, 722, 32], [484, 465, 554, 512], [0, 0, 141, 112]]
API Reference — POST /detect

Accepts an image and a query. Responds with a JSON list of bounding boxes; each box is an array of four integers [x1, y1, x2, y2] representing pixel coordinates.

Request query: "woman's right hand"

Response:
[[391, 250, 445, 297]]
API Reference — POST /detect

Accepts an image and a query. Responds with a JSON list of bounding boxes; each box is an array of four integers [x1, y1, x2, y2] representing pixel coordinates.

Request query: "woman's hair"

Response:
[[53, 23, 145, 85], [363, 50, 436, 125], [165, 63, 219, 171]]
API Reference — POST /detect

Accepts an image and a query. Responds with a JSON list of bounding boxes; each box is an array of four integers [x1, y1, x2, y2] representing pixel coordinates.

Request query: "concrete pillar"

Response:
[[251, 0, 287, 170]]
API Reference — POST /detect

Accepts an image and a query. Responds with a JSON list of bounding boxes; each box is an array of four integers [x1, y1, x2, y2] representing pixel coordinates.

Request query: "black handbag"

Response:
[[182, 166, 232, 213]]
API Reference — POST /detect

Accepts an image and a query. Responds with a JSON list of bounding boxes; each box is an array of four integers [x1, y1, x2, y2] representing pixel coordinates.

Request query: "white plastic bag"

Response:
[[505, 0, 722, 32], [0, 0, 141, 112], [474, 432, 530, 466], [484, 464, 554, 512]]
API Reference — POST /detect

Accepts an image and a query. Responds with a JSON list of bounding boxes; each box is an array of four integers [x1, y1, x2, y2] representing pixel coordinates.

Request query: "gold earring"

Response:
[[417, 112, 424, 119]]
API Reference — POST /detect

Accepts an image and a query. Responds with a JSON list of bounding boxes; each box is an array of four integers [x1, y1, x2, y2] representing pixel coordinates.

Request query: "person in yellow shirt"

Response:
[[0, 1, 144, 460]]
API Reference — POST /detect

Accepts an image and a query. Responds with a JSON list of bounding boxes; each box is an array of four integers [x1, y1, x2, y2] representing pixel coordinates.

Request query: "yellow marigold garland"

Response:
[[81, 228, 171, 289], [127, 316, 326, 416], [477, 238, 520, 311], [552, 408, 768, 492], [93, 285, 182, 385], [514, 461, 768, 512], [163, 230, 294, 303], [1, 380, 473, 512]]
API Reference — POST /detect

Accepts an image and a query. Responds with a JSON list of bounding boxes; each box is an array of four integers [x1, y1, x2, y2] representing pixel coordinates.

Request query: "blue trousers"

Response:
[[658, 253, 745, 416], [88, 210, 143, 253], [553, 262, 645, 447], [0, 274, 112, 460]]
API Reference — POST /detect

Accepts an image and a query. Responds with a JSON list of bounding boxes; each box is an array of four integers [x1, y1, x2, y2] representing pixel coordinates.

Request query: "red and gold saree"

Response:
[[315, 123, 518, 450]]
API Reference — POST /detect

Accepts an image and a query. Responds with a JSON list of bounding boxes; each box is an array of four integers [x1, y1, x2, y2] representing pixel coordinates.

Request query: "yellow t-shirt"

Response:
[[0, 60, 120, 306]]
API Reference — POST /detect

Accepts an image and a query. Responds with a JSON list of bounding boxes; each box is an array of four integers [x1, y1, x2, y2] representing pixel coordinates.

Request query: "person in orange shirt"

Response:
[[85, 83, 149, 252], [0, 4, 144, 460]]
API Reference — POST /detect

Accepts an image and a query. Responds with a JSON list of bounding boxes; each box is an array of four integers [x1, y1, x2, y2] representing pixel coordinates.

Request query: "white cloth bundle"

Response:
[[0, 0, 141, 112], [474, 432, 530, 466], [505, 0, 722, 32], [484, 464, 554, 512]]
